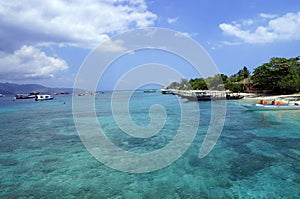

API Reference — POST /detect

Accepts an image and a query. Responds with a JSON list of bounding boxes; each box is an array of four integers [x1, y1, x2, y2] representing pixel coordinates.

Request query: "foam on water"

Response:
[[0, 93, 299, 198]]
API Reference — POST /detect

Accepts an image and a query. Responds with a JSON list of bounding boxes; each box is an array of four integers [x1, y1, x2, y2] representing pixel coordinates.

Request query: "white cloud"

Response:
[[96, 39, 127, 52], [0, 0, 157, 51], [174, 32, 190, 38], [0, 0, 157, 85], [174, 31, 198, 38], [167, 17, 178, 24], [220, 41, 241, 46], [242, 19, 254, 26], [259, 13, 277, 19], [0, 45, 68, 80], [219, 12, 300, 44]]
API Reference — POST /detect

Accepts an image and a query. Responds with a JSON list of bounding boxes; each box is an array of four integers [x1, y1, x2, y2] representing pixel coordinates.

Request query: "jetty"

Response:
[[161, 89, 244, 101]]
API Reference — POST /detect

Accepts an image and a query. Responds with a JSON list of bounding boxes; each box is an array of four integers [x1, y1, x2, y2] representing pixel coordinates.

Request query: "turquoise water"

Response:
[[0, 92, 300, 198]]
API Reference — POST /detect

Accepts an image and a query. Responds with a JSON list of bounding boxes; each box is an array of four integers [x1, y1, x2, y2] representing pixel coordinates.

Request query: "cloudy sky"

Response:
[[0, 0, 299, 89]]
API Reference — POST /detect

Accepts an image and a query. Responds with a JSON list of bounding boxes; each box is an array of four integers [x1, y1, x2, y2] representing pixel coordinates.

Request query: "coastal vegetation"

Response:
[[252, 57, 300, 94], [168, 56, 300, 94]]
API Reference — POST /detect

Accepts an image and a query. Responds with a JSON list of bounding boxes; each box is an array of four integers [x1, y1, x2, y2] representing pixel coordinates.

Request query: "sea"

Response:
[[0, 91, 300, 198]]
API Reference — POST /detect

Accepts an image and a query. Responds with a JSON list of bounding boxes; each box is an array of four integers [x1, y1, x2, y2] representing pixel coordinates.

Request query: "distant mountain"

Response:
[[0, 82, 73, 95]]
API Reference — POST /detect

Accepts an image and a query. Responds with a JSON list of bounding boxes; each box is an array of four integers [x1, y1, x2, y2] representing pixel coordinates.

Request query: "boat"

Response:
[[78, 92, 90, 96], [78, 92, 86, 96], [15, 91, 40, 99], [177, 90, 244, 101], [144, 90, 157, 93], [35, 94, 54, 101], [242, 98, 300, 111], [0, 94, 4, 97], [15, 94, 36, 99], [30, 91, 40, 96], [226, 92, 244, 100], [60, 91, 70, 95], [160, 88, 174, 94]]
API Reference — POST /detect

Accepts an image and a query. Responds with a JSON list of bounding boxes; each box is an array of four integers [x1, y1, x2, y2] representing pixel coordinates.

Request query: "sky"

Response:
[[0, 0, 300, 90]]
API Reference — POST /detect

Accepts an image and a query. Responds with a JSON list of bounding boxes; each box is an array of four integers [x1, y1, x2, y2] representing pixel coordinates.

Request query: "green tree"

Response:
[[225, 82, 244, 92], [252, 57, 300, 93], [189, 78, 208, 90], [209, 74, 225, 90], [238, 66, 250, 79], [168, 81, 180, 89], [178, 78, 192, 90]]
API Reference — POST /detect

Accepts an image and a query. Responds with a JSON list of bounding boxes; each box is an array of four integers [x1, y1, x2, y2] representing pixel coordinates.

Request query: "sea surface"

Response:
[[0, 92, 300, 198]]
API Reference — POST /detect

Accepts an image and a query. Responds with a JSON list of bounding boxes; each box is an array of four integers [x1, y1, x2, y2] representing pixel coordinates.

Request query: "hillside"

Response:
[[0, 82, 73, 95]]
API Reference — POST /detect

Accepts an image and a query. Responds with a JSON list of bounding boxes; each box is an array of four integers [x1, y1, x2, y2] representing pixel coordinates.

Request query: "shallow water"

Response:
[[0, 92, 299, 198]]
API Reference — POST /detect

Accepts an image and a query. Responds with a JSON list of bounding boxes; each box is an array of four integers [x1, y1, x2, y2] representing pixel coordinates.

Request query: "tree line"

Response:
[[168, 56, 300, 94]]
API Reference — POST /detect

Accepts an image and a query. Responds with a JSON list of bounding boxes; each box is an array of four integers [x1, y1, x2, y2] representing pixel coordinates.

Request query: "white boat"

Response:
[[160, 88, 174, 94], [35, 94, 54, 101], [242, 98, 300, 111], [0, 94, 4, 97]]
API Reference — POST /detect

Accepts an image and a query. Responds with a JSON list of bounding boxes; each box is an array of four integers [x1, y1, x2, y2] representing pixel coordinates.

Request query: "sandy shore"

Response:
[[170, 89, 300, 103], [240, 92, 300, 103]]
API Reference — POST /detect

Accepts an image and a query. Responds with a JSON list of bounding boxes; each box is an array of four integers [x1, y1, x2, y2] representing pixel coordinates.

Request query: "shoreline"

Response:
[[167, 89, 300, 103], [240, 92, 300, 103]]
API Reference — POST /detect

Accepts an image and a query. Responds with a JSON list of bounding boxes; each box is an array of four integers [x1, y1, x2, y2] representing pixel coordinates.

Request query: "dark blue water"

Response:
[[0, 92, 299, 198]]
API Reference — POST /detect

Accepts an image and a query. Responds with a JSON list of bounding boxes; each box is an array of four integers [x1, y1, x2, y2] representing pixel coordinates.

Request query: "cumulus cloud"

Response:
[[96, 38, 128, 52], [0, 45, 68, 80], [219, 12, 300, 44], [0, 0, 157, 51], [174, 31, 198, 38], [259, 13, 278, 19], [167, 17, 178, 24], [0, 0, 157, 85]]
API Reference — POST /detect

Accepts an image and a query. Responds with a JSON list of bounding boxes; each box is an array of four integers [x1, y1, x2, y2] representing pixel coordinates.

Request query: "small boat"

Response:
[[60, 91, 70, 95], [160, 88, 174, 94], [78, 91, 98, 96], [15, 91, 40, 99], [78, 92, 89, 96], [30, 91, 40, 96], [15, 94, 36, 99], [78, 93, 85, 96], [144, 90, 157, 93], [0, 94, 4, 97], [242, 98, 300, 111], [226, 92, 244, 100], [35, 94, 54, 101]]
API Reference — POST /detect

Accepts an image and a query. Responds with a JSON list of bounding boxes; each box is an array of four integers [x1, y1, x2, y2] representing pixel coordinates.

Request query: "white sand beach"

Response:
[[241, 92, 300, 104]]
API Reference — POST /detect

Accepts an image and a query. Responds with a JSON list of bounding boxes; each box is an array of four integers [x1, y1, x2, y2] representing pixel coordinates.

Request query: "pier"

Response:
[[161, 89, 244, 101]]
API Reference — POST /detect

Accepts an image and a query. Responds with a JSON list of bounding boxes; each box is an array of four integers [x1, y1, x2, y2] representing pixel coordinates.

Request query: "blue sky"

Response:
[[0, 0, 299, 90]]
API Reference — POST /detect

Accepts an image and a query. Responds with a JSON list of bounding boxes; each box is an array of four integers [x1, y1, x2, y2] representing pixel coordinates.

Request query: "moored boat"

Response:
[[144, 90, 157, 93], [60, 91, 70, 95], [160, 88, 174, 94], [15, 91, 40, 99], [242, 98, 300, 111], [15, 94, 36, 99], [35, 94, 54, 101], [226, 92, 244, 100]]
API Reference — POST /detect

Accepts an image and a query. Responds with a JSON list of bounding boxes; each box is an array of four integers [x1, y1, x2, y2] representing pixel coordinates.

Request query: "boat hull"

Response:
[[15, 95, 36, 99], [35, 95, 54, 101], [161, 89, 174, 94]]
